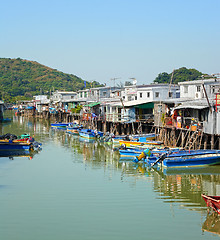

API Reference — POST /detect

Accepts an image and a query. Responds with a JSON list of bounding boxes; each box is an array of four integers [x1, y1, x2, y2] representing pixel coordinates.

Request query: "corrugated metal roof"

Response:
[[174, 104, 209, 110]]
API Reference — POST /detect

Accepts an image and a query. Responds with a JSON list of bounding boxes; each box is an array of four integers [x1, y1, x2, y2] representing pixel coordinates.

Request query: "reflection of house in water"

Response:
[[150, 166, 220, 212], [202, 213, 220, 237]]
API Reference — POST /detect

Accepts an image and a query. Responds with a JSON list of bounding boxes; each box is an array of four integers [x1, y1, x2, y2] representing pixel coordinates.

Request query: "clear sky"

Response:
[[1, 0, 220, 86]]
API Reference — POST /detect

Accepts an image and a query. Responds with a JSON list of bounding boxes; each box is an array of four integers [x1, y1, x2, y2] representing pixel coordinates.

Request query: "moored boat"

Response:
[[51, 122, 72, 130], [138, 149, 220, 168], [79, 129, 96, 139], [119, 139, 162, 147], [0, 133, 42, 151], [79, 129, 103, 139], [0, 141, 33, 151], [66, 124, 83, 135]]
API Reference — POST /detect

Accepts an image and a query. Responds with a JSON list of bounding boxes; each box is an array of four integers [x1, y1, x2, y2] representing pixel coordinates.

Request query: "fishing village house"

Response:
[[153, 77, 220, 148], [118, 83, 180, 122], [33, 95, 50, 112], [50, 90, 78, 112], [78, 86, 122, 121], [97, 83, 180, 126], [176, 78, 220, 135]]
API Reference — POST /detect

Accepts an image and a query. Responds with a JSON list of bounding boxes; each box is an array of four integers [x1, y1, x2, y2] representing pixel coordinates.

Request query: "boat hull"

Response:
[[0, 142, 32, 151], [202, 194, 220, 214], [119, 140, 162, 147], [162, 152, 220, 168]]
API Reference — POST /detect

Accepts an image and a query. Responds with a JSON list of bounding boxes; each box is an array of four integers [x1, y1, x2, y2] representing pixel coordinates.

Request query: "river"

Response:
[[0, 112, 219, 240]]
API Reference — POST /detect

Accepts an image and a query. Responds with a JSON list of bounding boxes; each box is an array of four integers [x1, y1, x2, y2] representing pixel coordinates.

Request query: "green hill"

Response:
[[0, 58, 103, 102], [154, 67, 205, 84]]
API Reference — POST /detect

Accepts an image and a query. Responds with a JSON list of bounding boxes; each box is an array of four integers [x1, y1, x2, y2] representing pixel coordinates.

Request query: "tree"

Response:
[[153, 67, 204, 84]]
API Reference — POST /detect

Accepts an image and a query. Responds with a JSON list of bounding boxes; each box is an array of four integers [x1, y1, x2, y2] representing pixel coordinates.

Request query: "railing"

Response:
[[79, 112, 154, 123]]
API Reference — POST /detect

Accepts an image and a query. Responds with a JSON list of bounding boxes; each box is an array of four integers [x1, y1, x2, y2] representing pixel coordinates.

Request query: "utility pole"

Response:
[[168, 69, 175, 98]]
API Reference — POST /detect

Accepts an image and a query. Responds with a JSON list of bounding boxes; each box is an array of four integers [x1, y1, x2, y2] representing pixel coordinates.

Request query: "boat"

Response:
[[110, 133, 157, 146], [0, 133, 42, 151], [119, 139, 162, 147], [51, 122, 72, 130], [119, 148, 143, 159], [161, 150, 220, 168], [66, 124, 83, 135], [202, 194, 220, 214], [78, 129, 98, 139], [79, 129, 96, 139], [0, 141, 33, 151], [140, 149, 220, 168]]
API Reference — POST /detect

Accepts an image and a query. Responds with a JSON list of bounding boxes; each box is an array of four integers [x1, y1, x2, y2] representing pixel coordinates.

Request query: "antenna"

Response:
[[129, 78, 137, 85], [111, 78, 121, 88]]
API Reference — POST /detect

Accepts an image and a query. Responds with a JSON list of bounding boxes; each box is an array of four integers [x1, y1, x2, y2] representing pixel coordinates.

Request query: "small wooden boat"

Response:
[[79, 129, 103, 139], [202, 194, 220, 214], [0, 133, 42, 151], [161, 150, 220, 168], [119, 139, 162, 147], [134, 149, 220, 168], [78, 129, 96, 139], [51, 122, 72, 130], [66, 124, 82, 135], [0, 141, 33, 151]]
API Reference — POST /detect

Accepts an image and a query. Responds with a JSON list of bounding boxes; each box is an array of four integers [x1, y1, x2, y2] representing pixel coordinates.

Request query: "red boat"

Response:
[[202, 194, 220, 214]]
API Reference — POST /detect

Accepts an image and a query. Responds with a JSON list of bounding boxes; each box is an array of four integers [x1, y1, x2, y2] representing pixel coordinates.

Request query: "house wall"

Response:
[[122, 85, 180, 102], [179, 79, 220, 100]]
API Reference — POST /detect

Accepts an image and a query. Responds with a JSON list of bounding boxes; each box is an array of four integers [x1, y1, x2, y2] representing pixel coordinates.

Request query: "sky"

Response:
[[1, 0, 220, 86]]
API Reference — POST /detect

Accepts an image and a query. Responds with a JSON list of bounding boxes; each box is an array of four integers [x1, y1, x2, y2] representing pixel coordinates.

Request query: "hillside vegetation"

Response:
[[0, 58, 103, 102], [154, 67, 204, 84]]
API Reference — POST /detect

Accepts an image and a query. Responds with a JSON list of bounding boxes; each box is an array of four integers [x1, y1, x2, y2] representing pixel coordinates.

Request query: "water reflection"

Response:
[[202, 213, 220, 236], [4, 113, 220, 220], [0, 150, 39, 160]]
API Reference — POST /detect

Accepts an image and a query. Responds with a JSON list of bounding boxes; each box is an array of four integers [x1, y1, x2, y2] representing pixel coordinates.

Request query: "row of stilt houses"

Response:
[[11, 77, 220, 150]]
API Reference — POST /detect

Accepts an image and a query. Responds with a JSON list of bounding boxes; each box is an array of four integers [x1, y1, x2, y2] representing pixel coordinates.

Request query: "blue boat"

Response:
[[79, 129, 103, 139], [141, 149, 220, 168], [161, 150, 220, 168], [51, 122, 72, 130], [0, 142, 33, 151], [79, 129, 96, 139], [119, 148, 143, 158], [66, 124, 83, 135]]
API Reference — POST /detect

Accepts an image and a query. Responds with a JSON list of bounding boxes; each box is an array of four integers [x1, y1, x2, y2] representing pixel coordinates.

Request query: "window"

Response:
[[84, 92, 87, 98], [197, 86, 201, 92], [168, 92, 173, 98], [135, 96, 137, 100], [103, 91, 107, 96], [140, 92, 142, 98], [71, 96, 74, 99], [184, 86, 188, 93], [147, 92, 150, 98], [155, 92, 159, 98]]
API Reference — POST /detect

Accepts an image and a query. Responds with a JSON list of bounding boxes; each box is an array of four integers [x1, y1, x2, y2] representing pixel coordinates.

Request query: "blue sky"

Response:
[[1, 0, 220, 86]]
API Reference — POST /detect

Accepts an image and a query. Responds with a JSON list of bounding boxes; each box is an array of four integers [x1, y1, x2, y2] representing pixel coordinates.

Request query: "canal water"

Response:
[[0, 112, 220, 240]]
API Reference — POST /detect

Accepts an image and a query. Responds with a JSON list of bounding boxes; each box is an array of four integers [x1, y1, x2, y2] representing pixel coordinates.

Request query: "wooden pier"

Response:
[[16, 109, 220, 150]]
